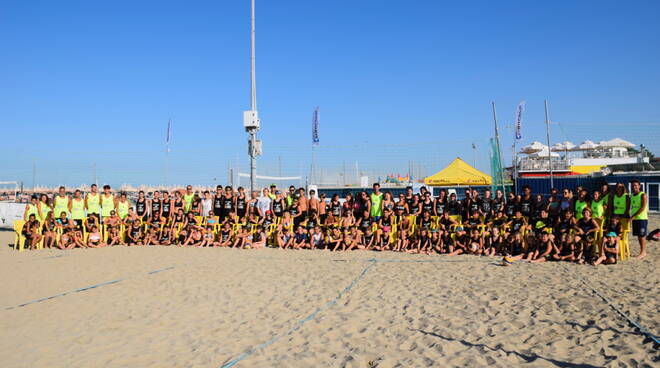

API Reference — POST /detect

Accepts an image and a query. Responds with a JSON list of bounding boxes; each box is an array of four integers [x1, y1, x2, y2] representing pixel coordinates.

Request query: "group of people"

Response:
[[19, 180, 650, 264]]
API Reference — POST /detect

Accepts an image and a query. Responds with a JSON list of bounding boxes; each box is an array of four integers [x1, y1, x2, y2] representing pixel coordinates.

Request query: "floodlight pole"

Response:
[[544, 100, 554, 189], [247, 0, 258, 192]]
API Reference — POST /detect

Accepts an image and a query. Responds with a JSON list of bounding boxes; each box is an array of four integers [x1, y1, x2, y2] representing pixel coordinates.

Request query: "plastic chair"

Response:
[[619, 218, 632, 261], [13, 220, 26, 251]]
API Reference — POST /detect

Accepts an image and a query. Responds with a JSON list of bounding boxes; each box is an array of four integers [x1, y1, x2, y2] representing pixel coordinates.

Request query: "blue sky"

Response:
[[1, 0, 659, 187]]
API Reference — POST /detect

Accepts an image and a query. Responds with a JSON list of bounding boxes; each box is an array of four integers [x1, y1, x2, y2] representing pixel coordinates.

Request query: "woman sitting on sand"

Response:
[[87, 225, 105, 248], [107, 226, 121, 246], [159, 225, 172, 246], [126, 221, 143, 246], [217, 223, 233, 247], [198, 225, 216, 247]]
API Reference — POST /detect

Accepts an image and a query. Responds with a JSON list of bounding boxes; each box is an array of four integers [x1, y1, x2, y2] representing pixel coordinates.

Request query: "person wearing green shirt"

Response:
[[629, 180, 648, 259], [590, 190, 607, 219], [85, 184, 102, 216], [183, 185, 195, 213], [53, 186, 71, 219], [285, 185, 296, 208], [574, 189, 589, 220], [69, 190, 86, 229], [608, 183, 630, 218], [23, 195, 40, 221], [370, 183, 383, 220]]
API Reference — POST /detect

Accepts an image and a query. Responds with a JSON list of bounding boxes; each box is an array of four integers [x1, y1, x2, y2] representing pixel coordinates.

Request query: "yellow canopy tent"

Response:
[[424, 158, 492, 186]]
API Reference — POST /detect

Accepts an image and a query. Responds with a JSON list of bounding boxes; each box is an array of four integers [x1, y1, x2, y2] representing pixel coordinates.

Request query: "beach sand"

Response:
[[0, 217, 658, 367]]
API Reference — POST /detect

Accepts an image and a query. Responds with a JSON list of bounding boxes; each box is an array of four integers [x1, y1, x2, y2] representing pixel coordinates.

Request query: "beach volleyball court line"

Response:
[[220, 259, 378, 368], [4, 265, 176, 311], [563, 264, 659, 348]]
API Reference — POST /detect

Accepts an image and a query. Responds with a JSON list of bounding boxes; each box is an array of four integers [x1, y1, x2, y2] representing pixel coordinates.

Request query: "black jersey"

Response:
[[272, 199, 284, 216], [418, 217, 432, 229], [505, 202, 517, 217], [519, 196, 534, 217], [380, 216, 392, 227], [289, 206, 299, 216], [136, 199, 147, 216], [236, 196, 247, 215], [447, 200, 461, 216], [555, 218, 572, 234], [173, 199, 184, 211], [151, 199, 161, 217], [469, 200, 480, 216], [510, 218, 525, 233], [405, 196, 415, 211], [172, 214, 184, 225], [479, 198, 492, 215], [330, 201, 342, 216], [162, 200, 172, 217], [306, 218, 317, 230], [492, 198, 504, 213], [577, 218, 596, 234], [360, 217, 372, 231], [213, 195, 223, 216], [421, 200, 434, 214], [222, 196, 234, 214], [434, 198, 446, 215]]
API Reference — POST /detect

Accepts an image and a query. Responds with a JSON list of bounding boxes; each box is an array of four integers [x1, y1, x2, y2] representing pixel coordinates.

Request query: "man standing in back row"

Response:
[[370, 183, 383, 221], [629, 180, 648, 259]]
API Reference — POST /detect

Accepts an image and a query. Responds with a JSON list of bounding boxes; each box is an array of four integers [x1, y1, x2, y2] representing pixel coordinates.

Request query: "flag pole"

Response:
[[311, 106, 319, 185], [165, 118, 172, 188]]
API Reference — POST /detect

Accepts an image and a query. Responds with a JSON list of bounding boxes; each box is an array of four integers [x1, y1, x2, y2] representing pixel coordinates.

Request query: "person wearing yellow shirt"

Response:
[[85, 184, 102, 217], [23, 195, 40, 221], [629, 180, 648, 259], [101, 185, 116, 222], [69, 189, 87, 229], [53, 186, 71, 218], [183, 185, 195, 213]]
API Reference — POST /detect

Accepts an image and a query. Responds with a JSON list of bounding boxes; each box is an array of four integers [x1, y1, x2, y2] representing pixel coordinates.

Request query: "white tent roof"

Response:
[[578, 140, 598, 150], [551, 141, 576, 151], [597, 137, 635, 148], [528, 147, 560, 158], [520, 141, 547, 154]]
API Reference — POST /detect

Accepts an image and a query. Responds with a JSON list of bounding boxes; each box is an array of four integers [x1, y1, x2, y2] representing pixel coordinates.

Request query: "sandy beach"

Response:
[[1, 218, 658, 367]]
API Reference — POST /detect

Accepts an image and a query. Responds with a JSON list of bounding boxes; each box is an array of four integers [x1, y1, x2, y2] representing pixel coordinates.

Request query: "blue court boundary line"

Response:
[[5, 266, 176, 311], [563, 264, 659, 348], [220, 259, 378, 368]]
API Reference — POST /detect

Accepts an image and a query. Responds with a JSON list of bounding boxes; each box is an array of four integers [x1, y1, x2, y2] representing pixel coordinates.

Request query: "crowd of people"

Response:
[[18, 180, 650, 264]]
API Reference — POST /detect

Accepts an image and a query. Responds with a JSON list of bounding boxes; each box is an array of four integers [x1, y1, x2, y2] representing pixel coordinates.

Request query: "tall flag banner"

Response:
[[514, 101, 525, 140], [489, 138, 503, 193], [166, 118, 172, 152], [312, 107, 320, 145]]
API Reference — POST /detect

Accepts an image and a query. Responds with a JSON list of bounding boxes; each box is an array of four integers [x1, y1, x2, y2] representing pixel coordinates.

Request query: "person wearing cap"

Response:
[[593, 232, 620, 265]]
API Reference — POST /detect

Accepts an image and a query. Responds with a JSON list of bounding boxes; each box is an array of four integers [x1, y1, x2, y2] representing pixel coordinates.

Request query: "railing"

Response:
[[518, 159, 570, 172]]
